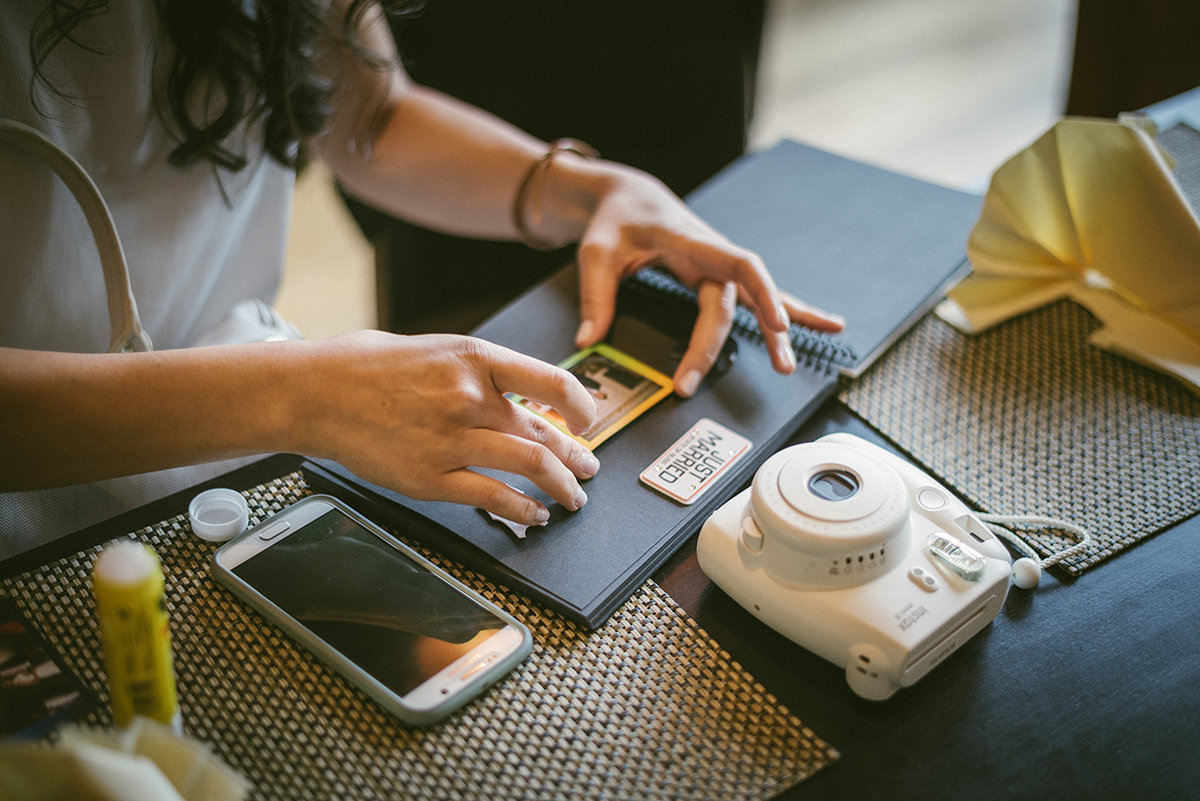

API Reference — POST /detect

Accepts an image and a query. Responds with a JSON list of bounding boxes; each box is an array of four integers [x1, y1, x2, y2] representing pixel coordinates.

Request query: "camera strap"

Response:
[[976, 512, 1094, 588]]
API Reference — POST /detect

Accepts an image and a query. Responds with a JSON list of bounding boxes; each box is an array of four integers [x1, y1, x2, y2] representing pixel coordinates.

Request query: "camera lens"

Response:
[[808, 469, 859, 501]]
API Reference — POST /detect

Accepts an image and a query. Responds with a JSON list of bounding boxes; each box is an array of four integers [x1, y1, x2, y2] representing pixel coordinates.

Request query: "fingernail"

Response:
[[534, 506, 550, 524], [580, 451, 600, 478], [572, 486, 588, 511], [783, 342, 796, 369], [575, 320, 595, 346], [677, 369, 701, 398], [777, 301, 790, 328], [775, 333, 796, 368]]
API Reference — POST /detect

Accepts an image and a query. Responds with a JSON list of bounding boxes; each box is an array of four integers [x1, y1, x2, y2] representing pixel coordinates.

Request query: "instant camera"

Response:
[[697, 433, 1012, 700]]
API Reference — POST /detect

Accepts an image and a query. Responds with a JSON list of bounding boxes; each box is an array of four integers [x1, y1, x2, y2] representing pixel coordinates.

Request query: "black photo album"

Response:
[[305, 140, 982, 628]]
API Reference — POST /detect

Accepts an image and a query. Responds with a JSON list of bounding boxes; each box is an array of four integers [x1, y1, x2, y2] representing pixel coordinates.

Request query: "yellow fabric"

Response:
[[938, 116, 1200, 394]]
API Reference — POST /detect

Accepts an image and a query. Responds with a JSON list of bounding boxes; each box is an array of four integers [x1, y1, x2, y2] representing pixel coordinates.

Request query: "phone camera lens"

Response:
[[808, 469, 859, 502]]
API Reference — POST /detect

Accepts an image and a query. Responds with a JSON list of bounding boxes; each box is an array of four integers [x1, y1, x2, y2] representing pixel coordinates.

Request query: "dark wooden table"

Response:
[[653, 397, 1200, 800]]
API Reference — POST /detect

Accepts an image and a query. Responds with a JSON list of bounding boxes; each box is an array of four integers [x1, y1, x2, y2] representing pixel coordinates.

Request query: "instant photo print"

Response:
[[0, 597, 98, 740], [508, 343, 674, 450]]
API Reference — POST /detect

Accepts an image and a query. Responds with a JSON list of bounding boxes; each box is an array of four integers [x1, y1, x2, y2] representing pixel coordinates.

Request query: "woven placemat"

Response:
[[1160, 121, 1200, 201], [2, 473, 837, 800], [840, 299, 1200, 574]]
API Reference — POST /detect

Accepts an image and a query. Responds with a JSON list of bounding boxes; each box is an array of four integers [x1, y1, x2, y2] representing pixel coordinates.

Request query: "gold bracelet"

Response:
[[512, 137, 598, 251]]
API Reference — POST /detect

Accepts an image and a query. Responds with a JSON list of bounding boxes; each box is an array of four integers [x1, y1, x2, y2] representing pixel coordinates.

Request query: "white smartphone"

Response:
[[211, 495, 532, 726]]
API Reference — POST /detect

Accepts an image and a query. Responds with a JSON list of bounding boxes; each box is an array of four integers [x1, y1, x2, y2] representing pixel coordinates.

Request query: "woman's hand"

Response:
[[568, 166, 846, 397], [293, 332, 599, 526], [1, 334, 596, 526], [318, 16, 842, 401]]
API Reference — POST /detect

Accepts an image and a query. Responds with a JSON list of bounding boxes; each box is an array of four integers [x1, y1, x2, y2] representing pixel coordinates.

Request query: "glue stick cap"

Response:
[[188, 488, 249, 542]]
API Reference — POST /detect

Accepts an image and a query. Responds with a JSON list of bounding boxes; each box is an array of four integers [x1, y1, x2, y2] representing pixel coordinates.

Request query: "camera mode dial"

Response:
[[749, 441, 911, 588]]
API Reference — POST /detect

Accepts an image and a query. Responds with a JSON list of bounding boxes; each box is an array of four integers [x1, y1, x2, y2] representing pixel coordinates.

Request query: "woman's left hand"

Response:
[[571, 166, 845, 397]]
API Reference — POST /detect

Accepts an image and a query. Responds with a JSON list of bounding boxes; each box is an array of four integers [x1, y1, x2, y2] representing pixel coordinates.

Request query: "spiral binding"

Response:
[[620, 268, 858, 373]]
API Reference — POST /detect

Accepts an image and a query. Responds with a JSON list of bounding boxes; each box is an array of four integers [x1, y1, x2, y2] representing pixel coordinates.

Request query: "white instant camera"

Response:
[[697, 432, 1012, 700]]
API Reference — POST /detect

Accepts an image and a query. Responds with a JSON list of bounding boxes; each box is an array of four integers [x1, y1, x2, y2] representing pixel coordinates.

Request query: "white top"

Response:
[[0, 1, 294, 353], [0, 3, 296, 558]]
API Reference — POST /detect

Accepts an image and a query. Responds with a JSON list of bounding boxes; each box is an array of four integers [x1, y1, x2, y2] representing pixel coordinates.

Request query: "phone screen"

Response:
[[232, 508, 507, 698]]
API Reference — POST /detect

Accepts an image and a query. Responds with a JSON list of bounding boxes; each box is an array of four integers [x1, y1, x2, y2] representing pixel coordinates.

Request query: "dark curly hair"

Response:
[[30, 0, 424, 172]]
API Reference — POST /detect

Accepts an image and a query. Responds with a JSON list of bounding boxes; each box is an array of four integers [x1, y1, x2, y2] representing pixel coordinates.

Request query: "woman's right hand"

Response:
[[2, 333, 595, 526], [291, 331, 599, 526]]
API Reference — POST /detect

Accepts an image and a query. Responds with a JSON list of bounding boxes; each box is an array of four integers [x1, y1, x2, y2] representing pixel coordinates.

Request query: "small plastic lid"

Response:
[[188, 488, 249, 542]]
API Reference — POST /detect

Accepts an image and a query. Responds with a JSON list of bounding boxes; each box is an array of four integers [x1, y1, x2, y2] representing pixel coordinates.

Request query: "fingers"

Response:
[[782, 290, 845, 333], [734, 285, 844, 333], [493, 399, 600, 487], [757, 290, 844, 372], [572, 171, 844, 387], [724, 256, 824, 376], [428, 405, 599, 526], [719, 248, 790, 335], [673, 281, 738, 397], [730, 284, 845, 372], [462, 342, 600, 523], [574, 246, 631, 351], [442, 469, 556, 527], [487, 345, 597, 437], [306, 333, 607, 529], [764, 328, 798, 375], [662, 242, 802, 375]]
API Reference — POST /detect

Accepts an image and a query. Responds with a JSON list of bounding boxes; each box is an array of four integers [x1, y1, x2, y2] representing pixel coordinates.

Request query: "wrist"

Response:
[[137, 342, 308, 463], [265, 338, 346, 459], [513, 140, 621, 249]]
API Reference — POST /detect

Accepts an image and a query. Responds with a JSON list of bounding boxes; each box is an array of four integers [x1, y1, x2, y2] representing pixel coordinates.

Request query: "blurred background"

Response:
[[274, 0, 1189, 339]]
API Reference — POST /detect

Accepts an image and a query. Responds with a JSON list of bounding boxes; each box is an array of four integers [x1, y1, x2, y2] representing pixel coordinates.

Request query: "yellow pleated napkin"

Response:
[[937, 116, 1200, 394]]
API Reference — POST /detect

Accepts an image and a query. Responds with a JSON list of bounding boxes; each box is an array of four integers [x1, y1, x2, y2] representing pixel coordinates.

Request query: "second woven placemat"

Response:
[[841, 300, 1200, 574], [3, 473, 838, 800]]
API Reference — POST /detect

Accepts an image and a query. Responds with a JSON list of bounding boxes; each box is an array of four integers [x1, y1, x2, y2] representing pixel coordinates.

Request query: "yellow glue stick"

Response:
[[93, 539, 181, 731]]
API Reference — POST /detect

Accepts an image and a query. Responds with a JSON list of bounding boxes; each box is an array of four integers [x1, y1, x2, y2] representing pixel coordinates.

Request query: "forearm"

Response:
[[324, 82, 627, 244], [0, 344, 302, 490], [0, 333, 599, 528], [311, 10, 626, 245], [307, 4, 840, 399]]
